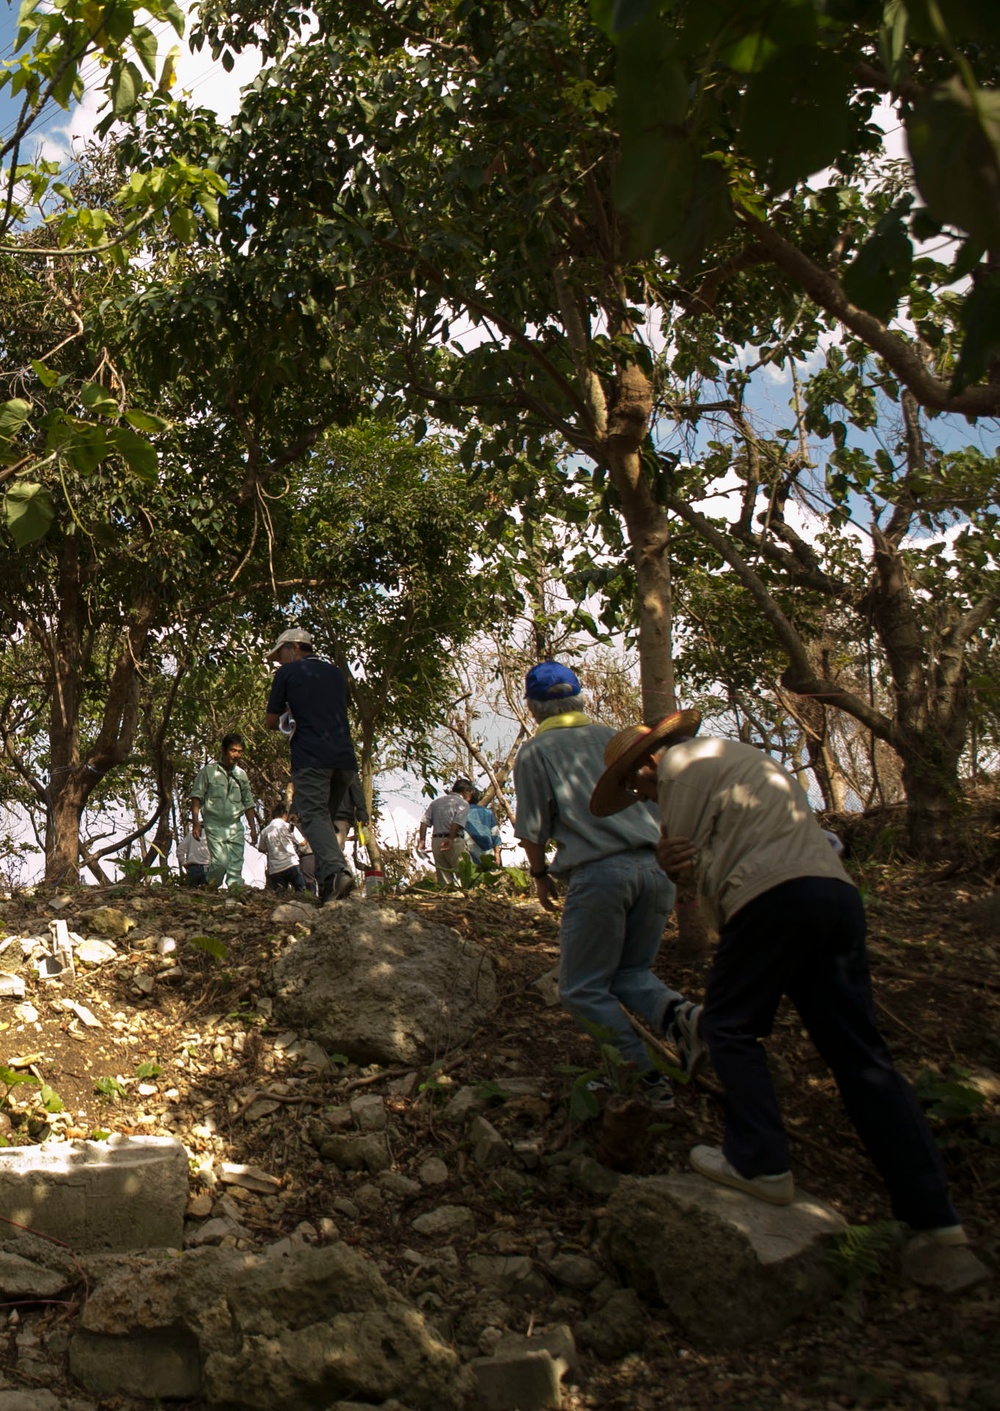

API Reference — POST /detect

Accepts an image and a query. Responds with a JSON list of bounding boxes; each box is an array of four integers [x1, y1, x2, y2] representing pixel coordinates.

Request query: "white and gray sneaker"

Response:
[[670, 1000, 709, 1078], [690, 1145, 794, 1205], [641, 1073, 676, 1113]]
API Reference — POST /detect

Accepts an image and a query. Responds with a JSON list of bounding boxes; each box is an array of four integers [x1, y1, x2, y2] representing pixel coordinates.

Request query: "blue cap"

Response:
[[525, 661, 581, 701]]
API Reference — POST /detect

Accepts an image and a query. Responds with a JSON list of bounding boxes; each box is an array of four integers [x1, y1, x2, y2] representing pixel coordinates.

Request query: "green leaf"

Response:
[[135, 1061, 162, 1079], [40, 1084, 64, 1113], [616, 14, 687, 136], [94, 1075, 127, 1098], [124, 409, 170, 433], [742, 46, 854, 194], [169, 206, 197, 242], [131, 24, 159, 80], [907, 78, 1000, 252], [616, 130, 734, 263], [841, 205, 913, 324], [110, 61, 141, 117], [79, 382, 119, 416], [0, 398, 31, 439], [611, 0, 652, 31], [0, 1065, 36, 1088], [187, 934, 229, 961], [5, 481, 55, 548], [904, 0, 997, 43], [30, 360, 60, 389], [66, 424, 109, 474], [109, 427, 158, 482], [721, 33, 779, 73], [950, 271, 1000, 393]]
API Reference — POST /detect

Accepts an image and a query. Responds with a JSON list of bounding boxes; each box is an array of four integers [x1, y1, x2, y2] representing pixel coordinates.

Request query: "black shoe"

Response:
[[318, 876, 335, 905]]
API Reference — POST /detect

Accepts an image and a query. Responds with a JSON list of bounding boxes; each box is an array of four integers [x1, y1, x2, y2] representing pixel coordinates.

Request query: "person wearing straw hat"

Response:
[[512, 661, 700, 1113], [590, 715, 978, 1282], [264, 627, 359, 904]]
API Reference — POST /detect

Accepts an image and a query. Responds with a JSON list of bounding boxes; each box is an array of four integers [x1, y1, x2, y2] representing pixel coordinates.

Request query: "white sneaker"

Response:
[[907, 1224, 968, 1252], [903, 1225, 989, 1292], [670, 1001, 709, 1078], [690, 1144, 795, 1205]]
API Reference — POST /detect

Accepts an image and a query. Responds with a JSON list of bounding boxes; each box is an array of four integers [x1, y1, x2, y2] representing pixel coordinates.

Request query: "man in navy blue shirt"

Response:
[[264, 627, 359, 903]]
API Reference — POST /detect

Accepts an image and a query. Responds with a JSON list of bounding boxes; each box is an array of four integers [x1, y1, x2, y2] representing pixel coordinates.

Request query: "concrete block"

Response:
[[0, 1136, 187, 1252], [471, 1349, 565, 1410], [69, 1328, 202, 1400]]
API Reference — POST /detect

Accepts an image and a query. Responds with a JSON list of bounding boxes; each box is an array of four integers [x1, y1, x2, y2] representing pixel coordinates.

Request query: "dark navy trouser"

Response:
[[703, 876, 958, 1231]]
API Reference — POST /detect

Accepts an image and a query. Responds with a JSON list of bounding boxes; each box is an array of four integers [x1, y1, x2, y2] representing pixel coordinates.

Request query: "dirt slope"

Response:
[[0, 856, 996, 1410]]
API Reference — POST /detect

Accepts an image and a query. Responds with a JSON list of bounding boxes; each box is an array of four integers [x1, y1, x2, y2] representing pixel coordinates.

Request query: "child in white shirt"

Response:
[[257, 805, 307, 893]]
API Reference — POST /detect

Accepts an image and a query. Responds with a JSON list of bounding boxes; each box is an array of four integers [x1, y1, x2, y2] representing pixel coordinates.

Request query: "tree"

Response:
[[265, 420, 506, 813], [0, 221, 282, 880], [146, 0, 718, 720], [606, 0, 1000, 413], [664, 378, 1000, 854], [0, 6, 228, 503]]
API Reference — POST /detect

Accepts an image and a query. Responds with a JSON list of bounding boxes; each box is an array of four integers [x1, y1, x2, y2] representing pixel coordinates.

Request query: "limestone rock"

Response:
[[272, 904, 497, 1065], [70, 1241, 471, 1410], [471, 1349, 566, 1410], [74, 938, 118, 966], [565, 1154, 620, 1199], [603, 1173, 846, 1347], [441, 1085, 489, 1124], [78, 907, 134, 938], [470, 1116, 510, 1169], [411, 1206, 476, 1238], [271, 901, 314, 925], [309, 1126, 392, 1174], [0, 1250, 73, 1299], [901, 1236, 990, 1293], [575, 1288, 645, 1361], [350, 1094, 388, 1132], [467, 1254, 549, 1300], [547, 1253, 604, 1291], [495, 1324, 578, 1372], [378, 1171, 421, 1199], [0, 1391, 63, 1411]]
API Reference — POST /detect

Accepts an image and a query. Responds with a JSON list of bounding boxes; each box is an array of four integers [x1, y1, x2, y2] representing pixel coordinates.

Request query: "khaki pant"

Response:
[[431, 833, 467, 885]]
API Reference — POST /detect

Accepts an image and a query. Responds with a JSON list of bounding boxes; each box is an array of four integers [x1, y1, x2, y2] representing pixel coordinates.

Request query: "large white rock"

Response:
[[272, 902, 497, 1064], [0, 1136, 187, 1252], [603, 1173, 847, 1347], [70, 1241, 472, 1409]]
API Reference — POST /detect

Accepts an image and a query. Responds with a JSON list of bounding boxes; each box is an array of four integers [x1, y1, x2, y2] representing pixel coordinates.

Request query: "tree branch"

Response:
[[665, 491, 898, 742], [742, 214, 1000, 416]]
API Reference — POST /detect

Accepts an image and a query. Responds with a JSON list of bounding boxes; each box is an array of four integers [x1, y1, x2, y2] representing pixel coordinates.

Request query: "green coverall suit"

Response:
[[189, 760, 255, 889]]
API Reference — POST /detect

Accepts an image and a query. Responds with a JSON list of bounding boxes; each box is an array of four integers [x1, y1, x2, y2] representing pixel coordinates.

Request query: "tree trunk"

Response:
[[603, 362, 676, 721], [41, 555, 159, 882], [896, 721, 965, 858], [45, 772, 89, 886]]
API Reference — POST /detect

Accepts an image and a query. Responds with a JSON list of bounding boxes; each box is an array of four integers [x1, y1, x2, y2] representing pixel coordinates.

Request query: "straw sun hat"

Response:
[[589, 708, 701, 817]]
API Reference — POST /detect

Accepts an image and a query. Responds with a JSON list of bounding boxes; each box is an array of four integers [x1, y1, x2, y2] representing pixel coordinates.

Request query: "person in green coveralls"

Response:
[[189, 733, 258, 890]]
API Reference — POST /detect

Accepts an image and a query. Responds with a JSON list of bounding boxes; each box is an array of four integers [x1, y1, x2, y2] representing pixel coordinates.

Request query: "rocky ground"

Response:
[[0, 842, 996, 1410]]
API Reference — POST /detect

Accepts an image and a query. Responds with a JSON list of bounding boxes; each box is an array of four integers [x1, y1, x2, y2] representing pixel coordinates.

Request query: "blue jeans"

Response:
[[292, 769, 352, 889], [269, 864, 305, 893], [558, 850, 679, 1071], [704, 876, 958, 1230]]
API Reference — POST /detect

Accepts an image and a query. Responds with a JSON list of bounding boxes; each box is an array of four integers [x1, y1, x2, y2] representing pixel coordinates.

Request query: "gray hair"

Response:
[[528, 692, 585, 722]]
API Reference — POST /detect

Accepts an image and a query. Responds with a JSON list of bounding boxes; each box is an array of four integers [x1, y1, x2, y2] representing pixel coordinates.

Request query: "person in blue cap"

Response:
[[512, 661, 698, 1112]]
